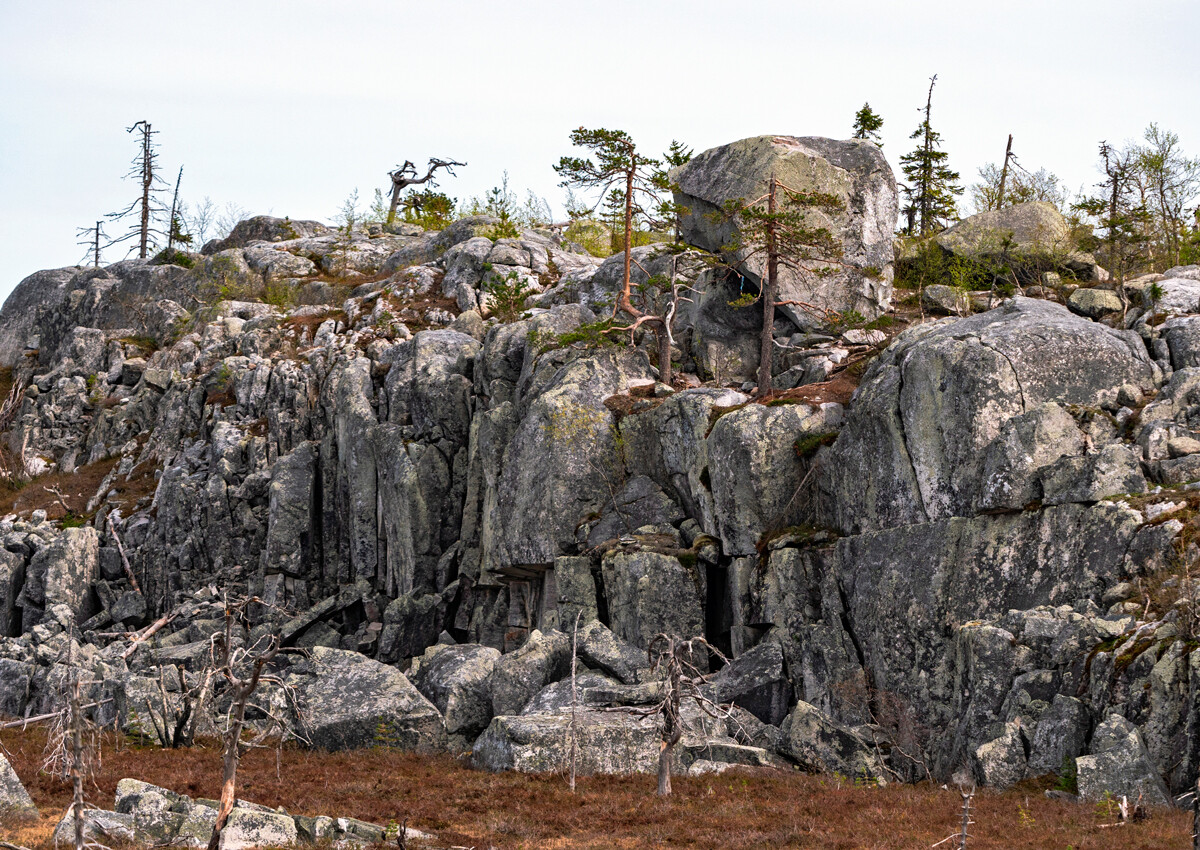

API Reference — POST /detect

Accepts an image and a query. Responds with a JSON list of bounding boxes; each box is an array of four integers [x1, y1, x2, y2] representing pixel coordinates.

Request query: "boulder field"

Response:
[[0, 136, 1198, 815]]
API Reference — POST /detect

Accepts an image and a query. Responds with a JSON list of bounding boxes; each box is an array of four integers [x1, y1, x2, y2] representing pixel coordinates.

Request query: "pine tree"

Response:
[[555, 127, 680, 384], [852, 103, 884, 146], [899, 76, 962, 236]]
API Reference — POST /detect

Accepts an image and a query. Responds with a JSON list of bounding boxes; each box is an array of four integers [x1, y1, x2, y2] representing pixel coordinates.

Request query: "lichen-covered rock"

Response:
[[218, 807, 300, 850], [1026, 694, 1090, 778], [601, 550, 704, 660], [473, 709, 660, 774], [290, 647, 446, 752], [1067, 287, 1124, 319], [672, 135, 897, 325], [708, 401, 842, 556], [575, 619, 647, 685], [16, 526, 99, 629], [934, 201, 1101, 280], [921, 284, 968, 315], [410, 642, 500, 736], [1076, 714, 1172, 806], [973, 720, 1027, 790], [0, 751, 37, 820], [780, 701, 885, 781], [824, 298, 1158, 534], [704, 640, 791, 726], [489, 629, 571, 717], [0, 266, 79, 366], [487, 349, 655, 569]]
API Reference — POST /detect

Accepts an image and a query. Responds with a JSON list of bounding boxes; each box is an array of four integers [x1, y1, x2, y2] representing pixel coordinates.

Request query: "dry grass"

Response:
[[0, 457, 118, 521], [0, 726, 1189, 850]]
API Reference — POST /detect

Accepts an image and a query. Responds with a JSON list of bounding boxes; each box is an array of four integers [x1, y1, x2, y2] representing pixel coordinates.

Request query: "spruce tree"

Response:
[[852, 103, 884, 146], [899, 76, 962, 236]]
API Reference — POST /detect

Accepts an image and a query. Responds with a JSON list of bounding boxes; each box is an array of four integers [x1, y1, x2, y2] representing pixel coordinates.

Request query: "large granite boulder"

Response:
[[201, 215, 331, 254], [934, 201, 1101, 280], [0, 266, 80, 366], [708, 401, 843, 556], [473, 709, 660, 774], [672, 135, 897, 326], [1076, 714, 1172, 806], [0, 752, 36, 820], [16, 526, 100, 630], [489, 629, 571, 717], [410, 642, 501, 736], [823, 297, 1158, 534], [780, 701, 886, 781], [289, 647, 446, 752]]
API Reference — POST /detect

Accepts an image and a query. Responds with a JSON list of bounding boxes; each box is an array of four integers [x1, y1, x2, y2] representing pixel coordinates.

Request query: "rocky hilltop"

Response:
[[2, 135, 1200, 830]]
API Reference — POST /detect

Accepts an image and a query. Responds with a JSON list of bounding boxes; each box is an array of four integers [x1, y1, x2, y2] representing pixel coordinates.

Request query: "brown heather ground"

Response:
[[0, 726, 1192, 849]]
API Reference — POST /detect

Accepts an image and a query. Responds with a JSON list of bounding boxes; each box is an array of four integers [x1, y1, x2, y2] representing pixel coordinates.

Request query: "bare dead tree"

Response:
[[138, 662, 216, 750], [626, 633, 730, 797], [568, 611, 581, 792], [42, 643, 106, 850], [386, 158, 465, 225], [106, 121, 167, 259], [75, 221, 106, 268], [206, 596, 282, 850], [933, 785, 975, 849], [995, 134, 1014, 210]]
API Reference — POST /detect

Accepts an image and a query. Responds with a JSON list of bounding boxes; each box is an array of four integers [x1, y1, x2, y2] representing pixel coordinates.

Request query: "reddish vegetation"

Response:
[[1, 727, 1189, 849]]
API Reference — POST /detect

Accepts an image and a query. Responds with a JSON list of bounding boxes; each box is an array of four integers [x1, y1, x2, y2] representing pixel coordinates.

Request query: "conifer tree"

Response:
[[555, 127, 679, 384], [852, 103, 884, 146], [899, 76, 962, 235]]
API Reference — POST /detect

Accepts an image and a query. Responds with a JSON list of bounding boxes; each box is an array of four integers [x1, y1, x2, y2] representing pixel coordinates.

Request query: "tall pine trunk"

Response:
[[757, 176, 778, 396]]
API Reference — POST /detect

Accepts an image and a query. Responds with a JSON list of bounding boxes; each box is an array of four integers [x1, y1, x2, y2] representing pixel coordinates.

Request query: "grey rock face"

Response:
[[673, 135, 897, 324], [0, 751, 37, 820], [410, 643, 500, 736], [1076, 714, 1172, 806], [0, 266, 79, 366], [704, 640, 791, 725], [489, 629, 571, 717], [781, 701, 885, 781], [488, 349, 654, 569], [601, 550, 704, 659], [1067, 287, 1124, 319], [824, 298, 1157, 534], [17, 526, 99, 629], [290, 647, 446, 752], [708, 401, 842, 556], [1026, 694, 1089, 778]]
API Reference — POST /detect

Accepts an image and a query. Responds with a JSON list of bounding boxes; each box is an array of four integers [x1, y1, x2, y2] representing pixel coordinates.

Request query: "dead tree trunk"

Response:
[[206, 599, 280, 850], [385, 158, 465, 225], [995, 134, 1014, 210], [134, 121, 153, 259], [656, 654, 682, 797], [69, 659, 85, 850]]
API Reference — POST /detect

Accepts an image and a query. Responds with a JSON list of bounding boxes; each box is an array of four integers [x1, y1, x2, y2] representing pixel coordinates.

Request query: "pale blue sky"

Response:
[[2, 0, 1197, 299]]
